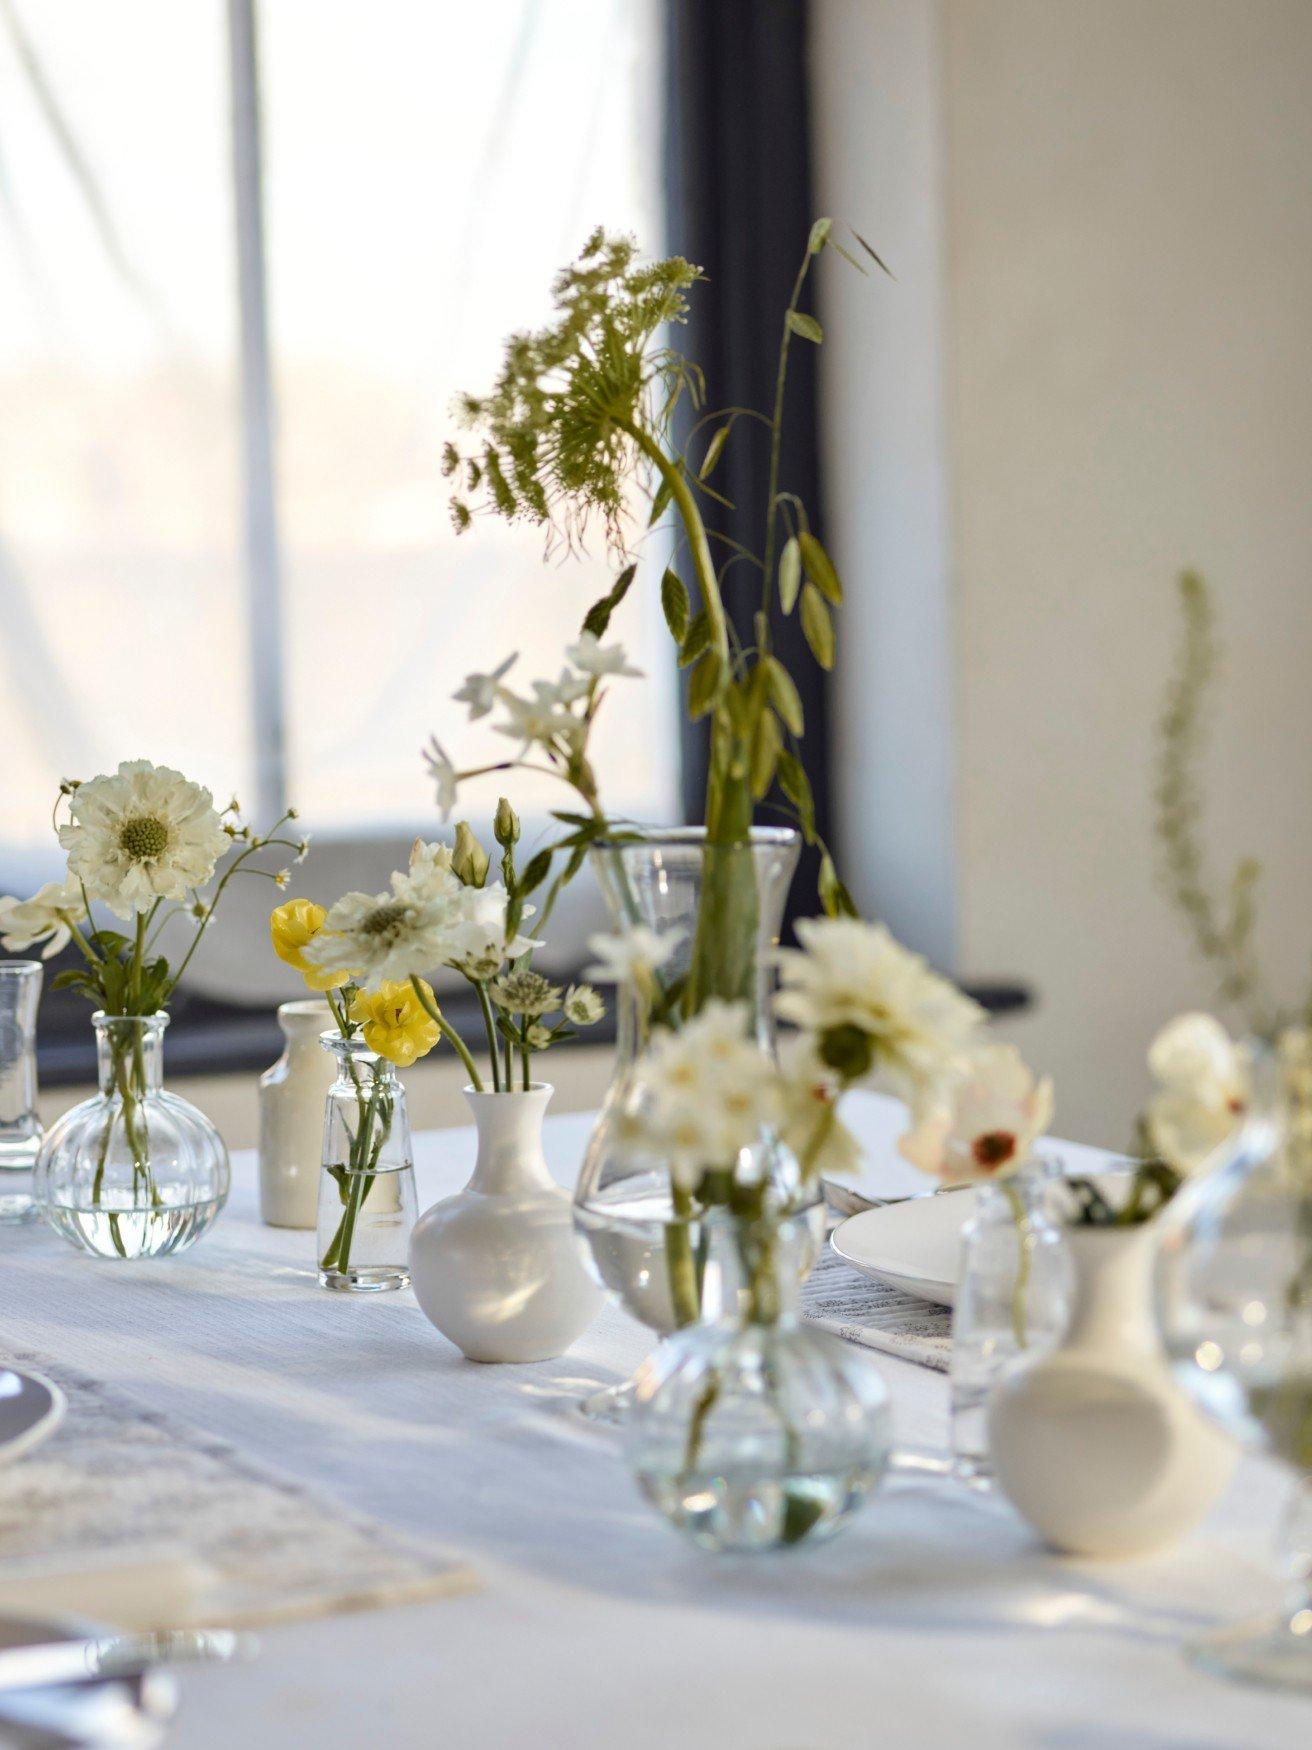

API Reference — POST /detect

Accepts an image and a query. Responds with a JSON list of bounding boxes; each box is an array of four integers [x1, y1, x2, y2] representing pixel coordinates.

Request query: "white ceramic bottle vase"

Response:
[[409, 1084, 603, 1363], [258, 1000, 336, 1229], [987, 1222, 1236, 1557]]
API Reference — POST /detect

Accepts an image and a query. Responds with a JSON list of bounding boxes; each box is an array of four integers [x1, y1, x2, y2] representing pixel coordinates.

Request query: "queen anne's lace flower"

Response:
[[898, 1044, 1053, 1185], [57, 760, 230, 917], [775, 917, 984, 1104], [0, 878, 86, 958]]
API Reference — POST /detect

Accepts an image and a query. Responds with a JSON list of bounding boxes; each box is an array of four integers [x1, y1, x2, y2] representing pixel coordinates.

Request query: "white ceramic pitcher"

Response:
[[409, 1084, 603, 1363], [258, 999, 335, 1229], [988, 1222, 1236, 1557]]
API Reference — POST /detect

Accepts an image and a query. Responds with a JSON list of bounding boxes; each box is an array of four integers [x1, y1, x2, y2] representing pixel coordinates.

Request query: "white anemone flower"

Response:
[[898, 1044, 1054, 1185], [584, 925, 682, 986], [775, 916, 985, 1104], [564, 633, 643, 680], [0, 878, 87, 958], [1144, 1012, 1247, 1177], [422, 737, 459, 821], [57, 760, 230, 917], [454, 653, 517, 720]]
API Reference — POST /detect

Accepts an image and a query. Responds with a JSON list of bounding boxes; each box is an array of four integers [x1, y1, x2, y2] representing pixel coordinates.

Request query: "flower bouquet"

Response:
[[0, 761, 303, 1257]]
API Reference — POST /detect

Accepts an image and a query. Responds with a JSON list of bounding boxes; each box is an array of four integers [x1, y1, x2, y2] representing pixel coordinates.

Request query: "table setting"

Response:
[[0, 223, 1308, 1747]]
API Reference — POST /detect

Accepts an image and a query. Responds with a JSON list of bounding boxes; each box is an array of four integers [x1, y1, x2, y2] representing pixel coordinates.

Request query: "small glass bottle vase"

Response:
[[35, 1012, 230, 1259], [627, 1214, 893, 1552], [317, 1035, 417, 1292], [0, 961, 43, 1224], [949, 1165, 1072, 1484]]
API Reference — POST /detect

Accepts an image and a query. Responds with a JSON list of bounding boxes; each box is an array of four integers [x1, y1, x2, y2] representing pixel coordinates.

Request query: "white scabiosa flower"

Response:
[[563, 983, 605, 1026], [0, 878, 87, 958], [564, 633, 643, 680], [584, 925, 682, 986], [898, 1044, 1054, 1185], [453, 653, 518, 720], [1144, 1012, 1247, 1177], [775, 916, 984, 1104], [304, 857, 474, 990], [57, 760, 230, 917]]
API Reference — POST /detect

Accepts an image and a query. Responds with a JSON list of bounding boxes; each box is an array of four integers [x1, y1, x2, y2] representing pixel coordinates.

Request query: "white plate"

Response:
[[0, 1370, 65, 1466], [830, 1191, 979, 1307]]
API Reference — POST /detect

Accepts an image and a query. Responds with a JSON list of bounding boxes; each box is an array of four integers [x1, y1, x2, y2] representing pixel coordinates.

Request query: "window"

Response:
[[0, 0, 675, 895]]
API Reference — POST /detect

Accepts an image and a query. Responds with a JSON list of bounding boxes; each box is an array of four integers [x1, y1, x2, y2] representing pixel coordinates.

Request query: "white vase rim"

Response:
[[462, 1082, 553, 1101], [279, 997, 333, 1019]]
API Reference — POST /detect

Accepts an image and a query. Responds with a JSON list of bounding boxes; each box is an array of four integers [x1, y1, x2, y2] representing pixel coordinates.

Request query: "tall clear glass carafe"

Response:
[[573, 827, 821, 1423]]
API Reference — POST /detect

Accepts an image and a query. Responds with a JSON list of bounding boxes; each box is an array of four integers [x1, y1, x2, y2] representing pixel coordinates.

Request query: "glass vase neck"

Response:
[[321, 1032, 398, 1086], [591, 827, 800, 1065], [93, 1012, 167, 1096], [699, 1214, 808, 1327]]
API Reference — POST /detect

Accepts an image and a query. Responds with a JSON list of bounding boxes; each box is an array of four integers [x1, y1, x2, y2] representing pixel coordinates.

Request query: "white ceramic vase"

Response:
[[258, 999, 335, 1229], [987, 1222, 1236, 1557], [409, 1084, 603, 1363]]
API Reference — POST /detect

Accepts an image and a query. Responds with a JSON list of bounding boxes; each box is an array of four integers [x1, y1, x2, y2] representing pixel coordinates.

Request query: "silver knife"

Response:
[[0, 1628, 253, 1692]]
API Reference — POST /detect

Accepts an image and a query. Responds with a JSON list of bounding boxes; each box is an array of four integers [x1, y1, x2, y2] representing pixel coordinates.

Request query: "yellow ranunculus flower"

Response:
[[349, 979, 441, 1068], [270, 898, 352, 993]]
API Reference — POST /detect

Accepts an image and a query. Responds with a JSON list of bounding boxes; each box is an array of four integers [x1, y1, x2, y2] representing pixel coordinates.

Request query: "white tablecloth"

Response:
[[2, 1092, 1308, 1748]]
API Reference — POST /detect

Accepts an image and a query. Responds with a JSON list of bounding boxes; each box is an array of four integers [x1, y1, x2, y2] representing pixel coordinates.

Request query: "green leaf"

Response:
[[800, 584, 835, 669], [647, 473, 675, 528], [778, 536, 802, 615], [750, 709, 783, 801], [660, 568, 690, 643], [687, 651, 724, 720], [819, 853, 859, 919], [518, 849, 554, 895], [786, 310, 823, 345], [777, 750, 816, 840], [807, 216, 833, 254], [698, 424, 730, 480], [799, 531, 843, 604], [678, 610, 711, 668], [581, 561, 638, 638], [765, 658, 804, 736]]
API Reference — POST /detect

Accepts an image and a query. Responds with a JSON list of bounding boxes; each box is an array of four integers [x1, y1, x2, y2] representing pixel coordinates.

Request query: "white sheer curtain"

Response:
[[0, 0, 673, 1002]]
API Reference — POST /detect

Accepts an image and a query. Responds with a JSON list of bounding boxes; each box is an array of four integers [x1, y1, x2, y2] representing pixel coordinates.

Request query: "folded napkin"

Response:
[[802, 1243, 951, 1373], [0, 1352, 474, 1631]]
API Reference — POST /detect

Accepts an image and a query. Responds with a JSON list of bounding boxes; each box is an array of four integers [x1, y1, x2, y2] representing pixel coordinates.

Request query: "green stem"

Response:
[[1002, 1180, 1033, 1348], [410, 976, 484, 1091], [475, 983, 503, 1091], [761, 248, 815, 611]]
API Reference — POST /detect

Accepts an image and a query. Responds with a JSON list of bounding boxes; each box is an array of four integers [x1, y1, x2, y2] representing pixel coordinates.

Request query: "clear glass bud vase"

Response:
[[317, 1035, 417, 1292], [35, 1012, 230, 1259], [573, 827, 822, 1424], [0, 960, 43, 1223], [626, 1213, 893, 1552], [949, 1164, 1072, 1483]]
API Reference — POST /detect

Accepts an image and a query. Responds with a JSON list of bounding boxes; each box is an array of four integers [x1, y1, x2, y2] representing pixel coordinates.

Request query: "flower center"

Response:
[[973, 1131, 1018, 1170], [361, 902, 407, 938], [118, 815, 171, 862]]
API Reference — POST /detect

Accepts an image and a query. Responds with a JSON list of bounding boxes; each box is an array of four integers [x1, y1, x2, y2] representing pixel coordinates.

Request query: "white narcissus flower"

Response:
[[898, 1044, 1054, 1185], [0, 879, 87, 958], [620, 1001, 782, 1190], [776, 1033, 863, 1182], [495, 681, 584, 748], [563, 983, 605, 1026], [584, 925, 682, 986], [57, 760, 230, 917], [565, 633, 643, 680], [422, 736, 459, 821], [454, 653, 517, 720], [775, 917, 985, 1105], [1145, 1012, 1247, 1177]]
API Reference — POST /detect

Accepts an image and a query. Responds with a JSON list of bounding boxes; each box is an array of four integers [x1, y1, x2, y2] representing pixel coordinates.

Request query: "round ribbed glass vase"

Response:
[[572, 827, 823, 1424], [35, 1012, 229, 1258], [316, 1034, 417, 1292]]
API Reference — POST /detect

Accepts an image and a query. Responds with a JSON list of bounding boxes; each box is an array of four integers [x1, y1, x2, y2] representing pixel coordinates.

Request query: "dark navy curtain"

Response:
[[664, 0, 830, 924]]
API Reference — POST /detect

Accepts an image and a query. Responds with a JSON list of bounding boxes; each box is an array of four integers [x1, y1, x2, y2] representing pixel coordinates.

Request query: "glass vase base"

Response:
[[318, 1264, 410, 1293], [635, 1465, 882, 1554], [0, 1191, 38, 1225], [42, 1196, 224, 1259], [573, 1379, 638, 1428], [1185, 1608, 1312, 1693]]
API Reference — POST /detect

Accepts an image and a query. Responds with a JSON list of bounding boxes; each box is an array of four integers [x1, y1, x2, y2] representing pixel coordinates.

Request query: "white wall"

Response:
[[817, 0, 1312, 1144]]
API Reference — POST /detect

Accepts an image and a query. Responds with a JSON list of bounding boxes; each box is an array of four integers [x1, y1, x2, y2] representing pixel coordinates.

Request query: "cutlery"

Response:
[[0, 1628, 254, 1693]]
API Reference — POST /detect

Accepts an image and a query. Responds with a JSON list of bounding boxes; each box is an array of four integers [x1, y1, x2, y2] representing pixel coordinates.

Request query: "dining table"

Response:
[[1, 1089, 1308, 1748]]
